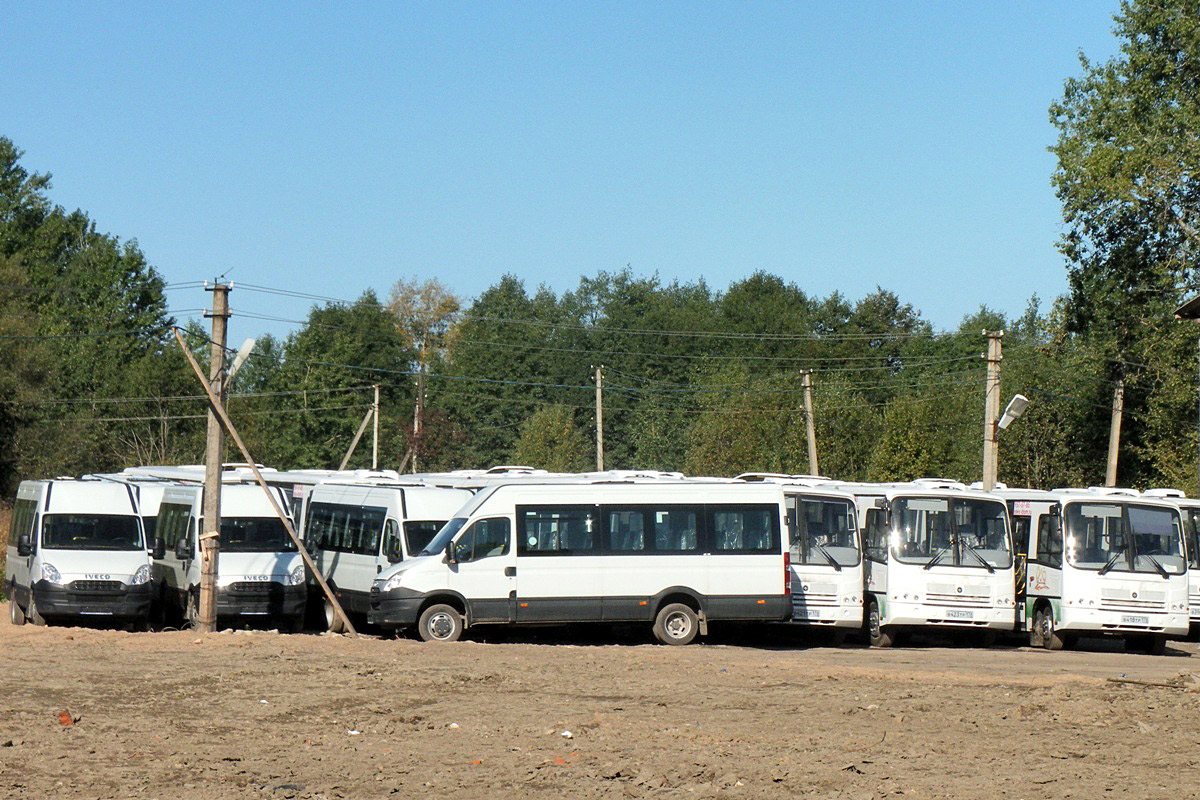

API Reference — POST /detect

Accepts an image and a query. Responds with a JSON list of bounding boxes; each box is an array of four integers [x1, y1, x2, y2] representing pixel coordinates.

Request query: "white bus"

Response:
[[1142, 489, 1200, 636], [6, 478, 153, 628], [302, 478, 474, 630], [1001, 487, 1189, 653], [835, 480, 1016, 647], [737, 475, 863, 639], [368, 481, 791, 644], [151, 484, 306, 631]]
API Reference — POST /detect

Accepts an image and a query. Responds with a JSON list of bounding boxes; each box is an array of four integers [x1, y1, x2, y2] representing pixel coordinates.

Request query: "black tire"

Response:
[[284, 614, 305, 634], [8, 590, 26, 627], [653, 603, 699, 645], [978, 630, 999, 648], [867, 598, 895, 648], [323, 597, 345, 634], [184, 588, 200, 629], [1145, 634, 1168, 656], [417, 603, 463, 642], [1036, 605, 1065, 651], [1029, 606, 1047, 648], [27, 593, 46, 626]]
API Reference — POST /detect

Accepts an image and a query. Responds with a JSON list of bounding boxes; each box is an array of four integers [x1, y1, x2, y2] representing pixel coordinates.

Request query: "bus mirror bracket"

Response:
[[152, 538, 166, 560], [445, 540, 458, 565]]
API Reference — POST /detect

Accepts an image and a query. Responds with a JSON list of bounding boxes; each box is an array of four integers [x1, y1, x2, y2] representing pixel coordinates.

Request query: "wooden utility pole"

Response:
[[801, 370, 819, 476], [1106, 378, 1125, 487], [594, 365, 605, 471], [981, 330, 1004, 490], [337, 403, 374, 471], [198, 281, 230, 633], [172, 328, 358, 636], [413, 363, 425, 474], [371, 383, 380, 470]]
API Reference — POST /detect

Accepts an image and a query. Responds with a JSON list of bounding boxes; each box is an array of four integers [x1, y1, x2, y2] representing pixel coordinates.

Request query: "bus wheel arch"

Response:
[[866, 596, 895, 648], [1033, 601, 1066, 651], [654, 591, 706, 634]]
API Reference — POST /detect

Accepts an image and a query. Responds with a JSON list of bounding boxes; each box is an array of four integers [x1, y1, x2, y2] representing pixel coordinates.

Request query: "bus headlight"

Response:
[[288, 566, 305, 586], [382, 572, 404, 592], [130, 565, 151, 586], [41, 563, 61, 584]]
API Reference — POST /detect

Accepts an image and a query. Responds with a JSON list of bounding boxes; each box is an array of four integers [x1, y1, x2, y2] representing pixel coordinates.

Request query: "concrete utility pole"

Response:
[[198, 281, 230, 633], [371, 383, 380, 470], [981, 330, 1004, 491], [413, 365, 425, 474], [801, 370, 819, 476], [1105, 378, 1125, 487], [594, 365, 605, 471]]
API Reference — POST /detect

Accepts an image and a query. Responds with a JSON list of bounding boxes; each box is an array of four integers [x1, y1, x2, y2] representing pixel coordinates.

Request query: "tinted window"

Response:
[[710, 506, 779, 553], [454, 518, 511, 561], [156, 502, 193, 549], [219, 517, 296, 553], [606, 510, 646, 552], [306, 503, 386, 556], [404, 521, 445, 556], [1036, 515, 1063, 568], [652, 508, 700, 553], [864, 508, 888, 563], [519, 507, 598, 555]]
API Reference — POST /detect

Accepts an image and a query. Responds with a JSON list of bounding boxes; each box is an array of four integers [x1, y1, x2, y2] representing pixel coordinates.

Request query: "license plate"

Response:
[[794, 608, 824, 619], [946, 609, 974, 620], [1122, 615, 1150, 626]]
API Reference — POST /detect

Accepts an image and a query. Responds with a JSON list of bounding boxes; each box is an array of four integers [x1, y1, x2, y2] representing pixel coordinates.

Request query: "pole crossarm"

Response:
[[172, 327, 358, 637]]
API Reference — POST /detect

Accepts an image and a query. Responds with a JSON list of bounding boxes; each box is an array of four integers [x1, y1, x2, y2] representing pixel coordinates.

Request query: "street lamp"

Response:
[[997, 394, 1029, 431]]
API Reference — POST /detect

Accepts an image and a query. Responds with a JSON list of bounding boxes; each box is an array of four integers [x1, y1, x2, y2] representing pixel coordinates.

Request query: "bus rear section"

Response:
[[368, 481, 791, 644], [6, 479, 153, 628], [846, 481, 1017, 647]]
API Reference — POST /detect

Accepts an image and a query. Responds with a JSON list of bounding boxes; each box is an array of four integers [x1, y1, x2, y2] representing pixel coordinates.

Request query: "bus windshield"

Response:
[[42, 514, 143, 551], [1065, 502, 1185, 575], [788, 495, 859, 567], [891, 497, 1012, 569], [218, 517, 297, 553], [420, 518, 467, 557]]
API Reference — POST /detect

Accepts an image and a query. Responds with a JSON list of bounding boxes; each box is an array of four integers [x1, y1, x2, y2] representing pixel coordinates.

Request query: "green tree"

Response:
[[510, 405, 592, 471]]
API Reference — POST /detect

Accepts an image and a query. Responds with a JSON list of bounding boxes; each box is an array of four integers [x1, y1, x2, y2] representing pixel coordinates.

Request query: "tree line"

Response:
[[2, 0, 1198, 497]]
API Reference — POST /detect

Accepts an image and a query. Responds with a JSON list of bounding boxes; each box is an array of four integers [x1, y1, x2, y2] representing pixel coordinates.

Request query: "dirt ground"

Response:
[[2, 610, 1199, 800]]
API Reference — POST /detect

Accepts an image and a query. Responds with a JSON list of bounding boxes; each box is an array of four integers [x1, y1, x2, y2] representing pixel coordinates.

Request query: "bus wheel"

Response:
[[8, 588, 26, 626], [1036, 606, 1065, 651], [27, 594, 46, 626], [418, 604, 463, 642], [867, 599, 895, 648], [653, 603, 699, 645], [323, 598, 345, 634], [184, 589, 200, 629], [1145, 635, 1167, 655]]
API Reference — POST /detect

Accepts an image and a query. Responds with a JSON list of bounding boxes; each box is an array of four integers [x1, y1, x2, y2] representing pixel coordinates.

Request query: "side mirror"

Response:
[[174, 537, 192, 560], [445, 540, 458, 565], [16, 534, 31, 557], [304, 539, 317, 556], [386, 541, 403, 564], [152, 537, 166, 560]]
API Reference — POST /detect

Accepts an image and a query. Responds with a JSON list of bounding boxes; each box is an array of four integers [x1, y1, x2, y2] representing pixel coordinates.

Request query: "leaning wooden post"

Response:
[[173, 327, 358, 636]]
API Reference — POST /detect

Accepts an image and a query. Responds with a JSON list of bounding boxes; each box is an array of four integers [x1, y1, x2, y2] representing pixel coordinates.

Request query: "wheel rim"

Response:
[[868, 605, 881, 640], [1039, 611, 1053, 643], [324, 600, 336, 628], [663, 610, 692, 639], [427, 611, 455, 640]]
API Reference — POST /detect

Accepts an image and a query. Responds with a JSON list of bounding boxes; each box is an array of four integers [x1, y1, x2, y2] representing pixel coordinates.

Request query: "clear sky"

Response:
[[3, 2, 1122, 344]]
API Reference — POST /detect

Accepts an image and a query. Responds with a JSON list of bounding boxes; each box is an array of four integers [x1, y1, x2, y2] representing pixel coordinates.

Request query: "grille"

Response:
[[1099, 588, 1165, 613], [792, 585, 839, 608], [70, 580, 123, 592], [228, 581, 277, 594]]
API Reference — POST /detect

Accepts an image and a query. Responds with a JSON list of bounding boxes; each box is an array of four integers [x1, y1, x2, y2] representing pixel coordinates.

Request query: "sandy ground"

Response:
[[2, 608, 1199, 800]]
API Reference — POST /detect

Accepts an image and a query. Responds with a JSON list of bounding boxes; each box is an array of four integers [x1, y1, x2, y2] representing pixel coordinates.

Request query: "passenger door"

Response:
[[446, 517, 515, 623]]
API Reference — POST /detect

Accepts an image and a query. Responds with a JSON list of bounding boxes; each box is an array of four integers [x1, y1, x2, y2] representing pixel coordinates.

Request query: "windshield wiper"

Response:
[[811, 542, 843, 572], [958, 539, 996, 574], [1098, 547, 1127, 576], [923, 549, 945, 570], [1141, 553, 1170, 579]]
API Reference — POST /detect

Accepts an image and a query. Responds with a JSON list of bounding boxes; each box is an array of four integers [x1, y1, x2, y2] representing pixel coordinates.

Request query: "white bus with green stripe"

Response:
[[999, 487, 1188, 654], [834, 480, 1016, 647]]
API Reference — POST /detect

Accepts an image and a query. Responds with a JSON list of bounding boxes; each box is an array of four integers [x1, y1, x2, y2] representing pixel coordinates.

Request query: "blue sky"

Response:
[[3, 2, 1121, 344]]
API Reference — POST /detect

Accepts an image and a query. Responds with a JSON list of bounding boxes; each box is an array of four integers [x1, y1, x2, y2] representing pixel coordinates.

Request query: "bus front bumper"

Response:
[[32, 580, 152, 620], [217, 583, 307, 620], [367, 586, 423, 629]]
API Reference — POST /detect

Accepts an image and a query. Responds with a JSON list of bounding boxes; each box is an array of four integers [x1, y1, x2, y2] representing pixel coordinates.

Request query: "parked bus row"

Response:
[[4, 466, 1195, 653]]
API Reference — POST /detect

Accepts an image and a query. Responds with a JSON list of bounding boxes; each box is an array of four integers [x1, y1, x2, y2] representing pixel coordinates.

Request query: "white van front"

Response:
[[7, 480, 153, 626]]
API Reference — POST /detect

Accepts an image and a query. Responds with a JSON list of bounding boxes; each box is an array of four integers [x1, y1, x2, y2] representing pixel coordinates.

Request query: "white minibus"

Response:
[[302, 479, 473, 629], [836, 480, 1016, 647], [737, 475, 863, 638], [368, 481, 791, 644], [1142, 489, 1200, 635], [1001, 487, 1189, 653], [6, 478, 153, 627], [151, 483, 306, 630]]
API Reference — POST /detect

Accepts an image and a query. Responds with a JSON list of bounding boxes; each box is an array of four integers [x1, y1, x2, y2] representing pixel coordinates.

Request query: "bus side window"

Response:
[[1010, 517, 1030, 556], [1037, 516, 1062, 568], [864, 508, 887, 562]]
